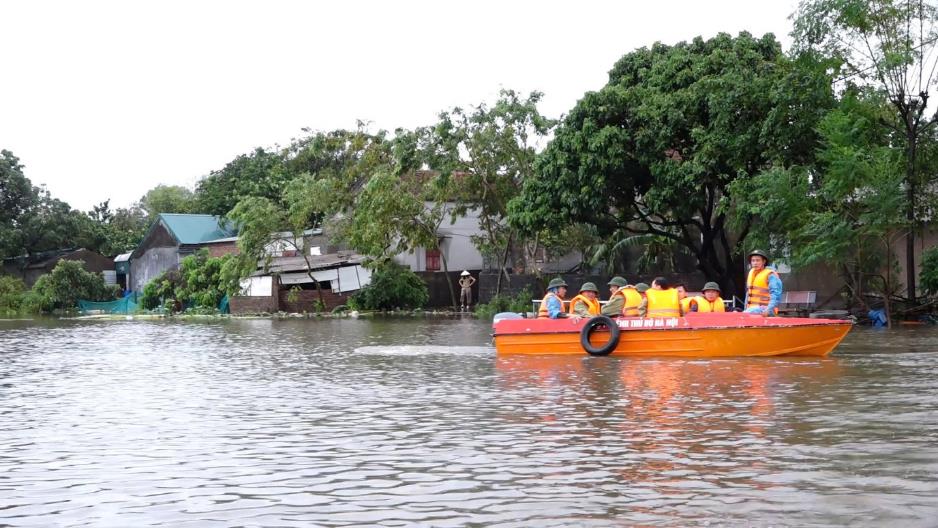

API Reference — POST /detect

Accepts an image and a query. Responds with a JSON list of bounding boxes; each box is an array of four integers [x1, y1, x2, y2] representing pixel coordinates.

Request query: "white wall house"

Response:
[[393, 204, 485, 272]]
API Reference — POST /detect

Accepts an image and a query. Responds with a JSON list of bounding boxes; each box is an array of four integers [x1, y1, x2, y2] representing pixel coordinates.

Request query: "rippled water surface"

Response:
[[1, 317, 937, 527]]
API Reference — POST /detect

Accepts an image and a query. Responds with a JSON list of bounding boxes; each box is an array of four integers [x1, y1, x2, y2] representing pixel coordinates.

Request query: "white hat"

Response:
[[461, 270, 470, 276]]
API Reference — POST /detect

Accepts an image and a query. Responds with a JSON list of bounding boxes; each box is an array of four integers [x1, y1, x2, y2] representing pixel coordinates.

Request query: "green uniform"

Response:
[[601, 294, 624, 316]]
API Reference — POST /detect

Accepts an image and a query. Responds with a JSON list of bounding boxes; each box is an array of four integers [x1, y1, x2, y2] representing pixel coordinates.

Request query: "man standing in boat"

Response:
[[744, 250, 782, 316], [537, 277, 570, 319]]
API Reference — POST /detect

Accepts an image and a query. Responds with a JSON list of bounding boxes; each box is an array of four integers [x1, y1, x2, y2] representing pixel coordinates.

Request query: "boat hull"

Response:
[[493, 313, 852, 357]]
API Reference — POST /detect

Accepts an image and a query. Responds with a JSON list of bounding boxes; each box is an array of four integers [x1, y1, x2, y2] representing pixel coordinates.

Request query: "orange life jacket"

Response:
[[568, 294, 600, 316], [645, 288, 681, 318], [680, 297, 696, 314], [614, 287, 643, 316], [746, 268, 780, 310], [538, 292, 563, 319], [694, 295, 725, 313]]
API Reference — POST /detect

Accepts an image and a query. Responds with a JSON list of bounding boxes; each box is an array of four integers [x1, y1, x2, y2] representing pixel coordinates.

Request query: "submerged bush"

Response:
[[349, 262, 428, 311], [921, 246, 938, 297], [23, 259, 120, 312], [475, 287, 533, 320], [139, 250, 236, 312], [0, 275, 27, 314]]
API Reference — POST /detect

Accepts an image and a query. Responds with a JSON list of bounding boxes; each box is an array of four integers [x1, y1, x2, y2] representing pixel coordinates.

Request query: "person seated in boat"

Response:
[[538, 277, 570, 319], [641, 277, 682, 318], [690, 281, 726, 312], [744, 249, 782, 316], [676, 283, 696, 313], [569, 282, 601, 317], [634, 283, 650, 316], [601, 276, 627, 316], [601, 277, 642, 317]]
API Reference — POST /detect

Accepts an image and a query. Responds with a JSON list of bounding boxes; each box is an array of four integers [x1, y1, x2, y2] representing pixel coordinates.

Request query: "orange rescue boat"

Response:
[[492, 312, 852, 357]]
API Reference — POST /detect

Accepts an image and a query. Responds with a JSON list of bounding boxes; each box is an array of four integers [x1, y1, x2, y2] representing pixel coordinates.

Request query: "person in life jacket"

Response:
[[634, 282, 650, 316], [569, 282, 601, 317], [676, 283, 697, 313], [641, 276, 682, 318], [538, 277, 570, 319], [744, 250, 782, 316], [691, 282, 726, 312], [601, 276, 643, 317]]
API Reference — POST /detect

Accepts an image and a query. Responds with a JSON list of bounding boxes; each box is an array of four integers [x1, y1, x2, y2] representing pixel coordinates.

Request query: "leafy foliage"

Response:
[[139, 250, 236, 312], [348, 262, 428, 311], [0, 275, 27, 314], [793, 0, 938, 298], [474, 287, 533, 320], [920, 246, 938, 297], [139, 185, 198, 217], [509, 32, 834, 296], [24, 259, 120, 313]]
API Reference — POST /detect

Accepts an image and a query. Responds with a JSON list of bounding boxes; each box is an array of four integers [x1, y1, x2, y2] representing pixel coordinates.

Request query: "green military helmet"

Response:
[[607, 276, 628, 287], [748, 249, 770, 263], [547, 277, 568, 289], [579, 282, 599, 293], [635, 282, 650, 293], [702, 281, 721, 293]]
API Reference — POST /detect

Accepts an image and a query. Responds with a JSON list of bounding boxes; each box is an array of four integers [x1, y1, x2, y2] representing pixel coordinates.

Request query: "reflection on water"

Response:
[[1, 318, 937, 526]]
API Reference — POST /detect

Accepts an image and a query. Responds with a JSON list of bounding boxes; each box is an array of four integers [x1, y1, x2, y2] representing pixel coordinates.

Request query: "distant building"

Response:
[[1, 248, 115, 287], [392, 203, 485, 273], [230, 251, 372, 314], [128, 213, 238, 292]]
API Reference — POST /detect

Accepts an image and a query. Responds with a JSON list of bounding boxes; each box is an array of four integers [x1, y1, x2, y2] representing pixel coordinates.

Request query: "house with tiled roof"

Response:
[[128, 214, 239, 292]]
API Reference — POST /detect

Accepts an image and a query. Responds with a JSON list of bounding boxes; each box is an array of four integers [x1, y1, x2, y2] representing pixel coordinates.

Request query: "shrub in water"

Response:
[[349, 262, 429, 311], [23, 259, 120, 313]]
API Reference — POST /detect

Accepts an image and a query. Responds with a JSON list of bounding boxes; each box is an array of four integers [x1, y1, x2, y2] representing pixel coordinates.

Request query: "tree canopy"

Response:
[[509, 32, 834, 294]]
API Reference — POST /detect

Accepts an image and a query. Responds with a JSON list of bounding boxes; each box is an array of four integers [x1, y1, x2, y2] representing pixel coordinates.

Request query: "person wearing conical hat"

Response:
[[568, 282, 601, 317], [537, 277, 569, 319], [691, 282, 725, 313], [458, 270, 476, 312], [744, 250, 782, 316]]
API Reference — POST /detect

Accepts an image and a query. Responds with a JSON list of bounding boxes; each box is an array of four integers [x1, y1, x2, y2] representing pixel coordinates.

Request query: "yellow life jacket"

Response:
[[538, 292, 563, 319], [645, 288, 681, 318], [568, 294, 600, 316], [680, 297, 696, 314], [694, 296, 725, 313], [613, 287, 643, 316], [746, 268, 780, 310]]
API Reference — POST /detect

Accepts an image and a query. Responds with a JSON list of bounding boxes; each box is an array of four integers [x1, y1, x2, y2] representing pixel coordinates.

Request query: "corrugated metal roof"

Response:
[[114, 252, 132, 262], [159, 214, 237, 245]]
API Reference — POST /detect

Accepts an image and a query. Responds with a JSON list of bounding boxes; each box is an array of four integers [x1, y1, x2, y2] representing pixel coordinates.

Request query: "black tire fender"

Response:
[[580, 315, 620, 356]]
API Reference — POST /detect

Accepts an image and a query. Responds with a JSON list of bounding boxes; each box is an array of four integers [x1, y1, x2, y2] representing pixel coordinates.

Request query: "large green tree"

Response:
[[423, 90, 556, 293], [139, 184, 198, 217], [793, 0, 938, 299], [196, 147, 287, 216], [734, 88, 906, 322], [510, 32, 834, 295]]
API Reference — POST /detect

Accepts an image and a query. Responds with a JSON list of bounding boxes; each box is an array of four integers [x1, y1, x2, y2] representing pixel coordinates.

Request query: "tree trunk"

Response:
[[438, 242, 458, 311], [904, 122, 919, 301], [495, 231, 513, 296]]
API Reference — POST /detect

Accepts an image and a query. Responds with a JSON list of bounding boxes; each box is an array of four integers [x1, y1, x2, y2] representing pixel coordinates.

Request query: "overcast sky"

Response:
[[0, 0, 797, 211]]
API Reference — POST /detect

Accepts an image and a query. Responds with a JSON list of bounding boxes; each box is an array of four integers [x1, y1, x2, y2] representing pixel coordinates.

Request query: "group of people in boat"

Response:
[[538, 249, 782, 319]]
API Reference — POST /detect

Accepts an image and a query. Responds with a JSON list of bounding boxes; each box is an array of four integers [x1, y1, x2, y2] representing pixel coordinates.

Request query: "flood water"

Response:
[[1, 317, 937, 527]]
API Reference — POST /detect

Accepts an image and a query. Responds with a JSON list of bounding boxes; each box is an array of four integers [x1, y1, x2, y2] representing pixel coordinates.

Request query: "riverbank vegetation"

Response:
[[3, 0, 938, 323]]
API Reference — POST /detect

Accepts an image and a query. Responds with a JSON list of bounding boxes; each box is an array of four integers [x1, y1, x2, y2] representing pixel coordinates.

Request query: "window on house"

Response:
[[426, 248, 441, 271]]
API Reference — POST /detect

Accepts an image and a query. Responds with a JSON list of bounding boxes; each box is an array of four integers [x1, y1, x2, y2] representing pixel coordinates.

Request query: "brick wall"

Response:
[[278, 288, 351, 313], [230, 293, 279, 314], [203, 242, 239, 258]]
